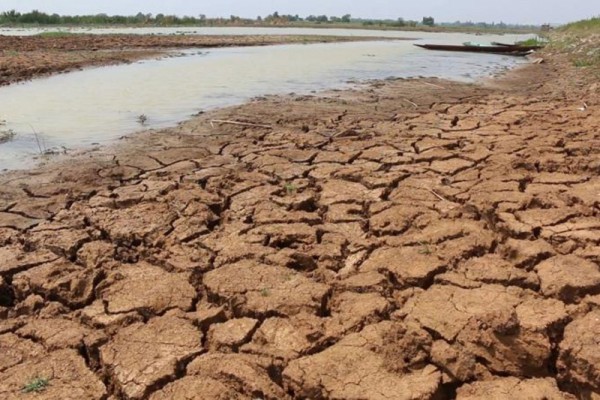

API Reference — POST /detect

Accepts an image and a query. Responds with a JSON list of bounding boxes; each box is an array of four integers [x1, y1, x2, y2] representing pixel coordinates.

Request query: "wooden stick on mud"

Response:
[[403, 98, 419, 108], [428, 189, 449, 202], [210, 119, 272, 129], [421, 82, 446, 89]]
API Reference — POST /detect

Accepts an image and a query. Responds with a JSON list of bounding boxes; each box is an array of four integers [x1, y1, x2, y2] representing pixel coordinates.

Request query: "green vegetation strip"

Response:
[[1, 9, 538, 33], [549, 17, 600, 67]]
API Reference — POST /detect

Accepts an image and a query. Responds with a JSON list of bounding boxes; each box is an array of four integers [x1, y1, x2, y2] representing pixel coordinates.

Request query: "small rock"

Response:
[[535, 255, 600, 303], [13, 294, 44, 316], [207, 318, 259, 352], [558, 310, 600, 391], [98, 262, 197, 316]]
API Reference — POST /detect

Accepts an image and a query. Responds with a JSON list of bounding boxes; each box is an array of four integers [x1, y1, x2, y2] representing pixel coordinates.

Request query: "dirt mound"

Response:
[[558, 310, 600, 397], [284, 322, 442, 399]]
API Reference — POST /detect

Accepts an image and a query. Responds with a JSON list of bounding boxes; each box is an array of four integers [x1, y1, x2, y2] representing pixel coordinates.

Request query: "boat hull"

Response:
[[414, 43, 535, 56]]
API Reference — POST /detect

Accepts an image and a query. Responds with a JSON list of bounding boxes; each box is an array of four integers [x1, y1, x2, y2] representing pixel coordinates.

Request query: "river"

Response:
[[0, 28, 531, 170]]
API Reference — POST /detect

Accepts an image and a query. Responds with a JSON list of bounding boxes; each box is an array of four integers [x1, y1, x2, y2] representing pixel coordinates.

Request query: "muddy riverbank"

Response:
[[0, 36, 598, 399], [0, 32, 526, 171], [0, 33, 392, 86]]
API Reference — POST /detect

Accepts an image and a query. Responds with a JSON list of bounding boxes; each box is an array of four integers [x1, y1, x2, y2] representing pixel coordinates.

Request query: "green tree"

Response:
[[1, 10, 21, 23], [422, 16, 435, 26]]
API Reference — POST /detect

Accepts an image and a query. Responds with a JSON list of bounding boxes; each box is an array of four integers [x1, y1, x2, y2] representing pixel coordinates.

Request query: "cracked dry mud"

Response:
[[0, 48, 599, 399]]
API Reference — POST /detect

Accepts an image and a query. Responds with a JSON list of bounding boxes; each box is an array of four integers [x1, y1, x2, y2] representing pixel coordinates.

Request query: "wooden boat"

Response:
[[414, 43, 534, 56], [491, 41, 545, 50], [491, 41, 518, 46], [463, 41, 484, 47]]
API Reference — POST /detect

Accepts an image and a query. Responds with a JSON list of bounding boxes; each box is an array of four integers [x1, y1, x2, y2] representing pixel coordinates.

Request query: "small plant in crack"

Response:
[[29, 124, 47, 155], [22, 377, 50, 393], [137, 114, 148, 125], [284, 182, 297, 195], [418, 242, 432, 255], [260, 288, 271, 297]]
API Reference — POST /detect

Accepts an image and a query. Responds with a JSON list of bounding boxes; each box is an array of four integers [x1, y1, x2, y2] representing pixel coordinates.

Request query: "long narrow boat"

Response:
[[414, 43, 535, 57], [491, 41, 545, 50]]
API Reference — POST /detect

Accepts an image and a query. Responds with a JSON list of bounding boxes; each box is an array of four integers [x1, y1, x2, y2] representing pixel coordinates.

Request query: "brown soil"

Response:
[[0, 41, 599, 399], [0, 33, 391, 86]]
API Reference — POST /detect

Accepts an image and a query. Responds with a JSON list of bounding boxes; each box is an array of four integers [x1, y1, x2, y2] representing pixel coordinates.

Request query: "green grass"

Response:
[[36, 31, 75, 38], [284, 183, 297, 195], [22, 377, 50, 394], [547, 17, 600, 67], [418, 242, 432, 255], [573, 58, 596, 67], [517, 37, 548, 46], [559, 16, 600, 32]]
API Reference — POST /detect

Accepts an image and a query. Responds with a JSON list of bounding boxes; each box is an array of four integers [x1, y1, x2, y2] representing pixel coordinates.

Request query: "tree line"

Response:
[[0, 10, 432, 27], [0, 10, 538, 30]]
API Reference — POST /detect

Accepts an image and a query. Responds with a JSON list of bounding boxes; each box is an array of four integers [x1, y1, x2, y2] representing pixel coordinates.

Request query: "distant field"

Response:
[[558, 16, 600, 32]]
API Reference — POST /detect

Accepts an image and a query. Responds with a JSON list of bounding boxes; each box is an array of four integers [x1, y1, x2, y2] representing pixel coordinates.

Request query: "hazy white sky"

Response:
[[1, 0, 598, 25]]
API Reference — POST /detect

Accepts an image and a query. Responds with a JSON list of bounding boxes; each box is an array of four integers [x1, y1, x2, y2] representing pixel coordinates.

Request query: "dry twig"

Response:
[[210, 119, 272, 129], [428, 189, 449, 202], [421, 82, 446, 89], [403, 98, 419, 108]]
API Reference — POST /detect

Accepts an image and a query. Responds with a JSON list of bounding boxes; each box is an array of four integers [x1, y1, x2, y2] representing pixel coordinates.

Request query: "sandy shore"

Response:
[[0, 39, 598, 399], [0, 33, 393, 86]]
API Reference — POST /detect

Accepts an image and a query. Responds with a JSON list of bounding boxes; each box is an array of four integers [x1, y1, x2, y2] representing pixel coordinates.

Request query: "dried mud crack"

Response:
[[0, 48, 599, 399]]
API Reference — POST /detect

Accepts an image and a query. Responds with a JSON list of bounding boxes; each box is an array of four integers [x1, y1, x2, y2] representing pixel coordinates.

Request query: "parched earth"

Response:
[[0, 50, 599, 399], [0, 33, 390, 86]]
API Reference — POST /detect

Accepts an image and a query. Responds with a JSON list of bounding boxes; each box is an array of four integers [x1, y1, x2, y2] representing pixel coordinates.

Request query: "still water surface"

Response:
[[0, 29, 530, 170]]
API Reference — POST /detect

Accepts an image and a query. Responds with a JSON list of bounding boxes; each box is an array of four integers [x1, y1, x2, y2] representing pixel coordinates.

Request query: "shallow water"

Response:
[[0, 30, 531, 170]]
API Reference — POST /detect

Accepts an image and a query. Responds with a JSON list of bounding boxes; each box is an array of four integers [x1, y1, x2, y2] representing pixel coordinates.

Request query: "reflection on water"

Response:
[[0, 32, 530, 170]]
